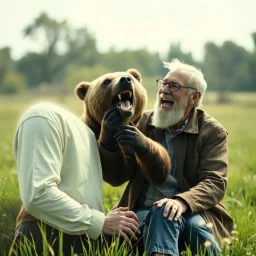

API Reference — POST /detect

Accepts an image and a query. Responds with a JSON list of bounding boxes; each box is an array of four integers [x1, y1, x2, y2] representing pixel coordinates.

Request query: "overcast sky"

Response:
[[1, 0, 255, 61]]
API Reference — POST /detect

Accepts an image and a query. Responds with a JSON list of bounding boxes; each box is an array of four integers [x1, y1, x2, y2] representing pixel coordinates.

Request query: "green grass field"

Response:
[[0, 92, 256, 255]]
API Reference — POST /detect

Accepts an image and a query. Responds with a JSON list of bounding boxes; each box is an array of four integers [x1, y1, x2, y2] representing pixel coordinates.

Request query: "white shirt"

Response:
[[14, 103, 105, 239]]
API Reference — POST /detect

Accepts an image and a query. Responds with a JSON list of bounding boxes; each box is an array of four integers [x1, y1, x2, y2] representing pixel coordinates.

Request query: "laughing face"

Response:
[[111, 76, 135, 120], [75, 69, 147, 128], [152, 70, 191, 129], [152, 92, 189, 129]]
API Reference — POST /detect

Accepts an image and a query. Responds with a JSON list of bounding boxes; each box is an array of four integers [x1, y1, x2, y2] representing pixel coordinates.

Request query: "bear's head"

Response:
[[75, 69, 148, 138]]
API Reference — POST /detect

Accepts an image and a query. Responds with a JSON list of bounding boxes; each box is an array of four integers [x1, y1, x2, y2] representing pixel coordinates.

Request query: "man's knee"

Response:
[[145, 205, 185, 232], [183, 213, 201, 228], [144, 205, 163, 225], [183, 213, 211, 235], [181, 214, 221, 255]]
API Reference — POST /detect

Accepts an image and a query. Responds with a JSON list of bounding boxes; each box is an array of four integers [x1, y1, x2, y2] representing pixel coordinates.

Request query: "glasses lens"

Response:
[[169, 83, 179, 91]]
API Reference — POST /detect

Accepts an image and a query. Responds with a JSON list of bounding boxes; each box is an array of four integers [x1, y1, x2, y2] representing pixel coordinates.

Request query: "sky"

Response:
[[1, 0, 256, 61]]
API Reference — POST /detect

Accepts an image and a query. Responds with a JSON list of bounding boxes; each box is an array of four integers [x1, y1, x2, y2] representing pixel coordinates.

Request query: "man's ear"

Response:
[[127, 69, 142, 83], [75, 82, 91, 100], [189, 91, 201, 105]]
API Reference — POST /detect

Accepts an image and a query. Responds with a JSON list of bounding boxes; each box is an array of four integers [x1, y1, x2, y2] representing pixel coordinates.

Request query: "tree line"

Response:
[[0, 12, 256, 96]]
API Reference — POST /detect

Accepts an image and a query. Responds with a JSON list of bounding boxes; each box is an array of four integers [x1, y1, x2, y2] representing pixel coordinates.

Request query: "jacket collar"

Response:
[[183, 108, 199, 134], [148, 107, 199, 134]]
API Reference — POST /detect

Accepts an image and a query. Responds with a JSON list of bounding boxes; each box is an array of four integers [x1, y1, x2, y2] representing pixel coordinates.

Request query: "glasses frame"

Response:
[[156, 79, 197, 92]]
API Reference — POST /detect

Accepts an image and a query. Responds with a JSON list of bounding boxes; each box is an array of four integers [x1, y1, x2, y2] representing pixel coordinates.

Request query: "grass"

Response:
[[0, 91, 256, 255]]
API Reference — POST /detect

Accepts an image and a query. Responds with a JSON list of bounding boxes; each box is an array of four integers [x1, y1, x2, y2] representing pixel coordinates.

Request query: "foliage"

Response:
[[0, 72, 27, 94], [16, 52, 47, 87], [16, 12, 100, 86], [203, 41, 251, 94], [166, 42, 199, 67], [0, 47, 12, 84], [100, 48, 162, 77], [65, 27, 100, 67], [64, 65, 111, 91]]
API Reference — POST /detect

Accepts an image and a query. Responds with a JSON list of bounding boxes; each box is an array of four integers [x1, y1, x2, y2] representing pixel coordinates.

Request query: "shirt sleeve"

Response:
[[14, 116, 105, 238]]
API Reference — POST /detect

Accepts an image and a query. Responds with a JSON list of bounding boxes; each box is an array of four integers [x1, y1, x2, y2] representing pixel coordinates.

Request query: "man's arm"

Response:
[[174, 129, 228, 213]]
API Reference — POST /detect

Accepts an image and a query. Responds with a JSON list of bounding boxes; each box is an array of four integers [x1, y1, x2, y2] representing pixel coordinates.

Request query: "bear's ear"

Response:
[[75, 82, 91, 100], [127, 69, 142, 83]]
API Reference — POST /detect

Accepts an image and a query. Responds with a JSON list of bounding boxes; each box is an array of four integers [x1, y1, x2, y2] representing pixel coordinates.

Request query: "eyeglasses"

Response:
[[156, 79, 197, 92]]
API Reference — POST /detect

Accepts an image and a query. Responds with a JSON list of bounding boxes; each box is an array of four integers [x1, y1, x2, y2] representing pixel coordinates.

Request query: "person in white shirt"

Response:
[[12, 102, 140, 255]]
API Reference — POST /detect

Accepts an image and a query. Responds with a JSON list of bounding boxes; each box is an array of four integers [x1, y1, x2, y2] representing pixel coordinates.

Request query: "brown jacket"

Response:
[[101, 108, 234, 243]]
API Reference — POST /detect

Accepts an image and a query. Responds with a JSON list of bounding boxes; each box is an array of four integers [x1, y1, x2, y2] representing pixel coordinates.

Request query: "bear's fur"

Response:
[[75, 69, 171, 186], [75, 69, 147, 139]]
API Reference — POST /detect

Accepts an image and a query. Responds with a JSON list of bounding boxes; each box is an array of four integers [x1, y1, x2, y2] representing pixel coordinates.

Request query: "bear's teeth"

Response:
[[128, 91, 132, 97], [118, 93, 122, 100]]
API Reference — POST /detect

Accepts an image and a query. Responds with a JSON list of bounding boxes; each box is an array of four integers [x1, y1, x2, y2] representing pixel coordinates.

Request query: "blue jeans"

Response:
[[136, 206, 221, 256]]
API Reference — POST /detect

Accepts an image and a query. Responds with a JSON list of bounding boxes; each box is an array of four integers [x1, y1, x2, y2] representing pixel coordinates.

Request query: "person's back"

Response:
[[13, 102, 105, 254]]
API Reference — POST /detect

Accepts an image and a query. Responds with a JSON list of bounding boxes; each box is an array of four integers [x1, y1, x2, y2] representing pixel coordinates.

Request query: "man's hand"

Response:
[[153, 198, 188, 221], [103, 207, 141, 244], [99, 108, 123, 151], [114, 125, 149, 155]]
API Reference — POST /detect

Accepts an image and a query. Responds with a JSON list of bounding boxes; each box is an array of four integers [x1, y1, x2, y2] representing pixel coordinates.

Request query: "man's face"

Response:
[[152, 71, 192, 129]]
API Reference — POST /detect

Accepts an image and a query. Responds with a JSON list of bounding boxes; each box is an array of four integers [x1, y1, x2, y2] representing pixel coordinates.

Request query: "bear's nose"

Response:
[[120, 76, 132, 84]]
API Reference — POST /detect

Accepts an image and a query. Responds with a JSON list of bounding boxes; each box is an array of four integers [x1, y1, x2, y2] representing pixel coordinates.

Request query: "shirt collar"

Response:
[[165, 111, 191, 136]]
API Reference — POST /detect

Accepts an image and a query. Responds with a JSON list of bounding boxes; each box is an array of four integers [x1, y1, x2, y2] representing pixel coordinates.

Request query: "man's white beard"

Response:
[[152, 94, 188, 129]]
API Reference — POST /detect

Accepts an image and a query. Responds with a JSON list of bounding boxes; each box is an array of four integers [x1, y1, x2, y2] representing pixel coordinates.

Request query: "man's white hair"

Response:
[[163, 59, 207, 107]]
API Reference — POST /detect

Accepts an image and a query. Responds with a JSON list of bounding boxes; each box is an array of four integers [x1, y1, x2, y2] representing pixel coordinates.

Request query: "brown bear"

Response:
[[75, 69, 171, 185], [75, 69, 147, 138]]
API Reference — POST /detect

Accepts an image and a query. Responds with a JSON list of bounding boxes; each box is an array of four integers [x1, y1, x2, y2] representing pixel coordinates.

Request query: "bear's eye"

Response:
[[103, 79, 111, 86]]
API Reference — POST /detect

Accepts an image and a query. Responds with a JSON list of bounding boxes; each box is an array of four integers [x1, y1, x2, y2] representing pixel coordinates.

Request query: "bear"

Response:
[[75, 69, 171, 185], [75, 68, 171, 254], [75, 69, 147, 139]]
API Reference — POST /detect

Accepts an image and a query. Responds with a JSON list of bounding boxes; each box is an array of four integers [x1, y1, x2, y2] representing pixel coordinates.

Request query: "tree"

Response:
[[16, 52, 45, 87], [252, 32, 256, 52], [203, 41, 251, 102], [0, 47, 28, 95], [101, 48, 162, 77], [202, 42, 220, 92], [160, 42, 201, 78], [166, 43, 198, 64], [0, 47, 12, 84], [18, 12, 100, 86], [0, 71, 27, 94], [248, 32, 256, 91], [64, 65, 110, 92], [65, 27, 100, 67]]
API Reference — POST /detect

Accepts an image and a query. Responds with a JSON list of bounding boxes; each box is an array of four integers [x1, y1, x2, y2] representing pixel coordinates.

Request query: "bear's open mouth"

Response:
[[112, 90, 133, 112]]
